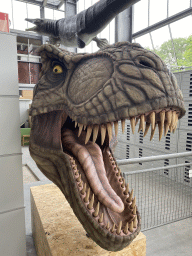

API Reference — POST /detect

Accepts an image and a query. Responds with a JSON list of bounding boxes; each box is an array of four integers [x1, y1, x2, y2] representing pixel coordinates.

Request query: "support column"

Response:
[[64, 0, 77, 52], [115, 7, 133, 43], [40, 6, 47, 45]]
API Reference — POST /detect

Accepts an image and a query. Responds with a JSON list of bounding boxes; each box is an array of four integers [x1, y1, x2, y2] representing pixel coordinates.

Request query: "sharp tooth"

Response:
[[121, 119, 125, 133], [98, 213, 104, 223], [159, 110, 165, 141], [171, 111, 176, 131], [138, 114, 145, 132], [124, 183, 129, 195], [160, 110, 165, 124], [121, 178, 125, 188], [130, 117, 135, 134], [158, 122, 163, 141], [81, 183, 87, 195], [78, 181, 83, 187], [166, 110, 172, 126], [164, 122, 169, 136], [107, 123, 113, 141], [150, 112, 155, 130], [93, 125, 99, 143], [106, 222, 110, 230], [116, 221, 122, 235], [114, 121, 118, 137], [129, 221, 133, 232], [93, 201, 100, 217], [111, 223, 116, 233], [133, 206, 137, 215], [101, 125, 106, 145], [75, 170, 78, 176], [78, 124, 83, 137], [135, 118, 139, 126], [76, 174, 81, 182], [133, 215, 137, 228], [85, 125, 92, 144], [150, 124, 156, 141], [116, 168, 121, 177], [144, 122, 150, 137], [128, 189, 133, 202], [75, 121, 77, 128], [132, 197, 136, 209], [84, 187, 90, 203], [123, 222, 129, 235], [72, 165, 77, 171], [88, 194, 94, 210]]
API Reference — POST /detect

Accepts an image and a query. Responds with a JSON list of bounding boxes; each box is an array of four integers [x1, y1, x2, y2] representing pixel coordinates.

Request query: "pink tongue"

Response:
[[62, 129, 124, 213]]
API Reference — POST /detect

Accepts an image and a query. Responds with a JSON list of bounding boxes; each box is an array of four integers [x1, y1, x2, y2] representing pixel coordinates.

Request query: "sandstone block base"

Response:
[[31, 183, 146, 256]]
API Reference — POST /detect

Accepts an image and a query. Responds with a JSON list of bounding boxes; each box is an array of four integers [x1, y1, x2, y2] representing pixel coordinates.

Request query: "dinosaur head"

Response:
[[29, 42, 185, 251]]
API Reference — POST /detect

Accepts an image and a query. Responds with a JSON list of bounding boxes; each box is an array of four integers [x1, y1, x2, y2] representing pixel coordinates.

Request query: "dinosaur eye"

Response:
[[53, 65, 63, 74]]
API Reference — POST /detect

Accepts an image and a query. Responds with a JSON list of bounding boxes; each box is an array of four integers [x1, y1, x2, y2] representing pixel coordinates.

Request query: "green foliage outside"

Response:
[[147, 35, 192, 71]]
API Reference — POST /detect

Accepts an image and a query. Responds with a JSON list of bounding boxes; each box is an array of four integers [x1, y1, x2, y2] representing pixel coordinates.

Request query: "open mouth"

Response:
[[60, 107, 179, 235], [29, 104, 181, 251]]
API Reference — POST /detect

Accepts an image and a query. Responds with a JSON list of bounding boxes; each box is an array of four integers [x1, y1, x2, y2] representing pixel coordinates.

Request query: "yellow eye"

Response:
[[53, 65, 63, 74]]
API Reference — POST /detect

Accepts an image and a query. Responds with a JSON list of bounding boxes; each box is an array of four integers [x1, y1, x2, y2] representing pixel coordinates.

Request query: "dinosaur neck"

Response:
[[45, 20, 59, 38]]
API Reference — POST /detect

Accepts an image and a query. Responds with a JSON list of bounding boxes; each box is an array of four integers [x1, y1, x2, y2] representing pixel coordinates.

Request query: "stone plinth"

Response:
[[31, 184, 146, 256]]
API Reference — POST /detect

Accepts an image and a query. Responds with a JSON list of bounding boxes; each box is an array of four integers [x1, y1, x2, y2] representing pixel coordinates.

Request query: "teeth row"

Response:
[[74, 110, 179, 144], [69, 156, 137, 235]]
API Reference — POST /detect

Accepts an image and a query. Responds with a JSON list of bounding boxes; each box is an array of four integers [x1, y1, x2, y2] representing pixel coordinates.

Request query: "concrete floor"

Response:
[[22, 146, 192, 256]]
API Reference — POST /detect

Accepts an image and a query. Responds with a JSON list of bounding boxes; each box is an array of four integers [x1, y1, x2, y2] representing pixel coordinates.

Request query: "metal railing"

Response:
[[117, 152, 192, 231]]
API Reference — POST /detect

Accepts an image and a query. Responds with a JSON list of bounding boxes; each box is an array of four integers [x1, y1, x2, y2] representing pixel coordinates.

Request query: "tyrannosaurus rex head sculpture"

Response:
[[29, 42, 185, 251]]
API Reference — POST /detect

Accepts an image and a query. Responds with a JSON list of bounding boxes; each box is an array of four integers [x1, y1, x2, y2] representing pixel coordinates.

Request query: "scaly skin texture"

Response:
[[29, 42, 185, 251]]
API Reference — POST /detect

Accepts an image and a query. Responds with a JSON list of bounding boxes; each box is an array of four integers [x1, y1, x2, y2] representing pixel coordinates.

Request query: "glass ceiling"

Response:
[[1, 0, 192, 72]]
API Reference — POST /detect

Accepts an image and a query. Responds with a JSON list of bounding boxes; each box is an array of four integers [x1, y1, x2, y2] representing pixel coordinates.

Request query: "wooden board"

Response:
[[31, 183, 146, 256]]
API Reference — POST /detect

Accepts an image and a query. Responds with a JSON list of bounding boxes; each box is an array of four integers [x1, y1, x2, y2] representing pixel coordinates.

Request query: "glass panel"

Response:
[[27, 3, 40, 19], [45, 7, 54, 19], [170, 16, 192, 69], [151, 26, 175, 67], [149, 0, 167, 25], [109, 18, 115, 45], [134, 33, 153, 49], [12, 0, 27, 31], [85, 0, 92, 9], [133, 0, 148, 33], [168, 0, 190, 16], [170, 16, 192, 39], [0, 0, 13, 29], [77, 0, 85, 13], [53, 10, 64, 20]]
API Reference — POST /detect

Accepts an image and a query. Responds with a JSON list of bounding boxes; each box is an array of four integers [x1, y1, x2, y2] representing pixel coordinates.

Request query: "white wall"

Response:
[[0, 32, 26, 256]]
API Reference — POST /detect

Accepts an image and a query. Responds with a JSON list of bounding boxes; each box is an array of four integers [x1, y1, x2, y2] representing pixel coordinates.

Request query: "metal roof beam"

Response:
[[43, 0, 48, 7], [133, 7, 192, 39], [15, 0, 64, 11], [57, 0, 64, 10]]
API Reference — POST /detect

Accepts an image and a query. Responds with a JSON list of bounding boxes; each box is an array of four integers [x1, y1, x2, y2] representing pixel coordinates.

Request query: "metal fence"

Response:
[[117, 152, 192, 231]]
